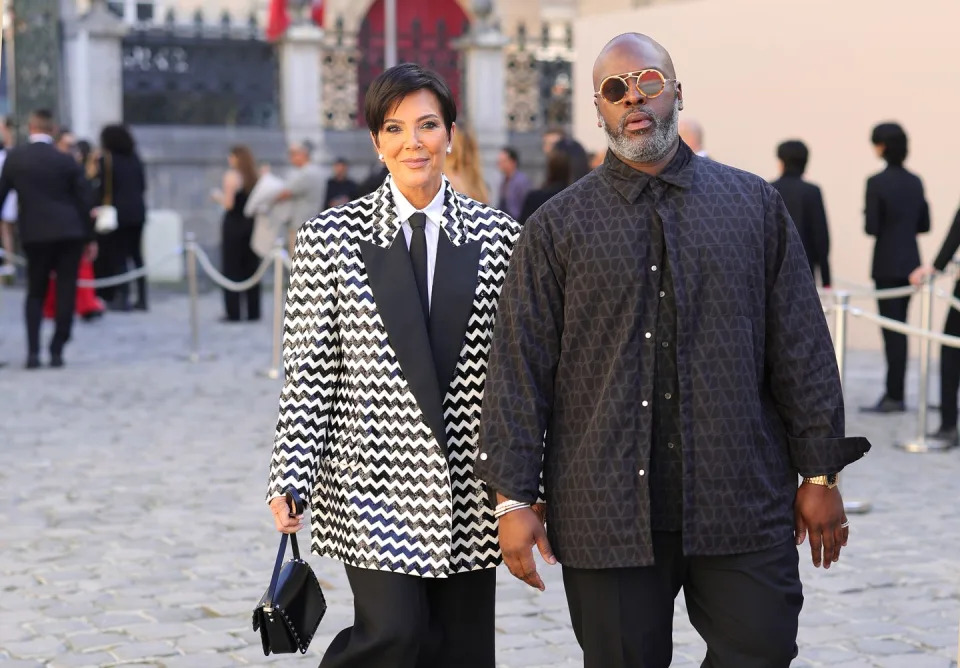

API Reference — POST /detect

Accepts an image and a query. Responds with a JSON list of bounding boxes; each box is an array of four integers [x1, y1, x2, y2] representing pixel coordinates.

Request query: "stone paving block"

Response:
[[110, 640, 181, 661], [498, 644, 563, 668], [158, 653, 240, 668], [47, 652, 118, 667], [854, 638, 923, 655], [123, 622, 200, 641], [66, 632, 128, 652], [173, 632, 249, 653], [2, 637, 68, 659], [497, 632, 544, 650], [874, 654, 953, 668]]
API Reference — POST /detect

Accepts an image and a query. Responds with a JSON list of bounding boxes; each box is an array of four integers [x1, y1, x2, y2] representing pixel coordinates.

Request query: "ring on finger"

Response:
[[840, 520, 850, 528]]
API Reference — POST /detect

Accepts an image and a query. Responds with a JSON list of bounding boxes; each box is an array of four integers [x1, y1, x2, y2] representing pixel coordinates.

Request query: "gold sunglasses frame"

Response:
[[595, 69, 679, 105]]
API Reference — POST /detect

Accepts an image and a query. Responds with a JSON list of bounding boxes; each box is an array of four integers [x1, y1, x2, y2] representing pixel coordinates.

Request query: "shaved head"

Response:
[[592, 33, 677, 89]]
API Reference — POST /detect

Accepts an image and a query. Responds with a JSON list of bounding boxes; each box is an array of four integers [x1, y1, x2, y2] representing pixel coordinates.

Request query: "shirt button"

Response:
[[667, 442, 675, 449], [660, 291, 666, 298], [664, 393, 672, 400], [479, 453, 488, 461], [638, 469, 646, 476], [651, 265, 658, 272], [661, 341, 669, 348], [642, 400, 649, 407], [645, 332, 652, 339]]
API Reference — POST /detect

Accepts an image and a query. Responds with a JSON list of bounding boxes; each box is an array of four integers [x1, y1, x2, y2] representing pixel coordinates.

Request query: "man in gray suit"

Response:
[[275, 140, 325, 255]]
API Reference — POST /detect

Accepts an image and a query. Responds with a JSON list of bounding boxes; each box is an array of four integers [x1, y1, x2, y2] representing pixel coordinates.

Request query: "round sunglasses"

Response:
[[595, 69, 678, 105]]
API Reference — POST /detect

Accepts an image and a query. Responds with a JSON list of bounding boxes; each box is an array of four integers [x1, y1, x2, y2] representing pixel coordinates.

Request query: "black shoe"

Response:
[[108, 301, 132, 312], [926, 426, 959, 444], [50, 354, 64, 368], [219, 316, 241, 323], [859, 396, 906, 413], [25, 355, 40, 370], [81, 310, 104, 322], [133, 301, 148, 311]]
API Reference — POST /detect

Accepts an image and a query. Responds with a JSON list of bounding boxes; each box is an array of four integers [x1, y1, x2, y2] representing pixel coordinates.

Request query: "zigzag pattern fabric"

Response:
[[268, 177, 522, 577]]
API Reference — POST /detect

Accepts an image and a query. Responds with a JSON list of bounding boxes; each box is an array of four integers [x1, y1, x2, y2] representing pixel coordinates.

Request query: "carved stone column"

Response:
[[63, 0, 129, 139], [279, 23, 327, 157], [454, 2, 509, 203]]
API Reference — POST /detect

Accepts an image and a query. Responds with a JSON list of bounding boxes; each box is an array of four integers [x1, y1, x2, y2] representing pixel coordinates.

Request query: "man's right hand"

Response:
[[497, 502, 556, 591]]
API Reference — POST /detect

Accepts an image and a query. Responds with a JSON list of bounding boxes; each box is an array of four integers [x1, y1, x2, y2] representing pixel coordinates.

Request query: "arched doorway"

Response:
[[356, 0, 470, 128]]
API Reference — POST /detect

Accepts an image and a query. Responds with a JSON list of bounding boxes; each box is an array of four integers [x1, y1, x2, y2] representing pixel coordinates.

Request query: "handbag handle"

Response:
[[265, 487, 305, 607]]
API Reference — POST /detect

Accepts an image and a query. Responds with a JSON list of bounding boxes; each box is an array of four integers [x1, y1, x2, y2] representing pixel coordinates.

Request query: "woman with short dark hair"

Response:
[[265, 63, 523, 667], [95, 124, 147, 310], [861, 122, 930, 413]]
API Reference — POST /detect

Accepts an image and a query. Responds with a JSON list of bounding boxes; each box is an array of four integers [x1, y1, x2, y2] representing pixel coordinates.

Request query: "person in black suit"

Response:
[[861, 122, 930, 413], [518, 147, 572, 224], [322, 157, 359, 210], [909, 202, 960, 444], [95, 125, 147, 311], [771, 140, 831, 287], [0, 109, 95, 368]]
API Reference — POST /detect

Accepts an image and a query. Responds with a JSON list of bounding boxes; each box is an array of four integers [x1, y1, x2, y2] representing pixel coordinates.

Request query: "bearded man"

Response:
[[475, 33, 871, 667]]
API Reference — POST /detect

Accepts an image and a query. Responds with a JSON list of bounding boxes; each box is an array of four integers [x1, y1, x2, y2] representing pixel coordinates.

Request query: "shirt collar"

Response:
[[601, 139, 696, 203], [29, 134, 54, 144], [389, 178, 446, 227]]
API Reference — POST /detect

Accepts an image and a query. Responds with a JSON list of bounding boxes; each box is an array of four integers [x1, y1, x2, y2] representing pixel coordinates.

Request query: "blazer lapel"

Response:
[[430, 229, 482, 401], [359, 233, 449, 456]]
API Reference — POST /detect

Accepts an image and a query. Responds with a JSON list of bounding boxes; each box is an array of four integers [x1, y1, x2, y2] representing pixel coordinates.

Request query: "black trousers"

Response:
[[95, 225, 147, 306], [563, 533, 803, 668], [875, 278, 911, 401], [221, 231, 261, 321], [23, 240, 85, 357], [940, 279, 960, 428], [319, 565, 496, 668]]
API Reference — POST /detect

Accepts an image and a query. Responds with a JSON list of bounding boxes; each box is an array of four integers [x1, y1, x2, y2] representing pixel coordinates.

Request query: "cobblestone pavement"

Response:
[[1, 284, 958, 668]]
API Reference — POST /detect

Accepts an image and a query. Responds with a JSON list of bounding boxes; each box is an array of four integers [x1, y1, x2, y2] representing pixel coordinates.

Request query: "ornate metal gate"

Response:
[[121, 27, 280, 127], [10, 0, 63, 128]]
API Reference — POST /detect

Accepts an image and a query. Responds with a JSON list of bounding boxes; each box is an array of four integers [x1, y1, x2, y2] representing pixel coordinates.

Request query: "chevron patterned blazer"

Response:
[[267, 176, 523, 578]]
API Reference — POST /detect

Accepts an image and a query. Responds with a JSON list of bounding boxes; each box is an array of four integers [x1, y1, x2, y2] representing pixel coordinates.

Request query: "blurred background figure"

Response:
[[94, 124, 147, 312], [0, 116, 18, 272], [861, 122, 930, 414], [771, 140, 831, 288], [55, 128, 78, 159], [497, 146, 531, 220], [212, 145, 261, 323], [678, 118, 708, 157], [446, 127, 489, 202], [518, 147, 571, 224], [275, 139, 325, 255], [44, 131, 105, 322], [588, 149, 606, 171], [542, 126, 589, 182], [323, 157, 359, 209]]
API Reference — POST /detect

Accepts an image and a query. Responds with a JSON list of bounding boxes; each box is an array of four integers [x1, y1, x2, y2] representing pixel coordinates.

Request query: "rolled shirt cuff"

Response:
[[788, 435, 872, 478]]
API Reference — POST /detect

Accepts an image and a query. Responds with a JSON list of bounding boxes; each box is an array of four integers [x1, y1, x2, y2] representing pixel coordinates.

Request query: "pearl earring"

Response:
[[446, 146, 452, 154], [378, 153, 384, 161]]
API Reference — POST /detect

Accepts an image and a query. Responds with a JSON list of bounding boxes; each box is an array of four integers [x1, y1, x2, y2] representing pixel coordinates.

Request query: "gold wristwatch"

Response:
[[803, 473, 839, 489]]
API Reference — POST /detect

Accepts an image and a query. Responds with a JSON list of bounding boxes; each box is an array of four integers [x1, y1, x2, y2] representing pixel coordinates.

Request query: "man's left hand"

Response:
[[794, 482, 847, 569]]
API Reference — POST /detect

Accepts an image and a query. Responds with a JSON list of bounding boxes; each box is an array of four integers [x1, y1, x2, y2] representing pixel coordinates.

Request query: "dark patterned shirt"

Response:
[[649, 210, 683, 531], [476, 141, 871, 569]]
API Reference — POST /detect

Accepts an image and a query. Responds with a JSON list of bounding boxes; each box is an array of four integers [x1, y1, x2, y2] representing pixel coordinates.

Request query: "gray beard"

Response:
[[604, 98, 680, 164]]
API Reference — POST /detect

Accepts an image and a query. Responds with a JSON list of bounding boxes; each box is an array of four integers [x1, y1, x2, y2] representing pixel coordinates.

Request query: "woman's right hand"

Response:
[[269, 496, 304, 534]]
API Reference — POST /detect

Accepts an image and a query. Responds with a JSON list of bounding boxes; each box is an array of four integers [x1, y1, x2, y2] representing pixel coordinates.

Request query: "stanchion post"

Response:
[[897, 275, 954, 452], [185, 233, 201, 363], [832, 291, 872, 514], [266, 241, 285, 380]]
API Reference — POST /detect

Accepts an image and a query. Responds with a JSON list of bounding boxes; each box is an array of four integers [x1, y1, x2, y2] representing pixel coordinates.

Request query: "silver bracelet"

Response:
[[494, 500, 531, 518]]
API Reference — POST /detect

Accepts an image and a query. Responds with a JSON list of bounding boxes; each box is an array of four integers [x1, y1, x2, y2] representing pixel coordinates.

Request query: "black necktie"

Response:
[[408, 212, 429, 323]]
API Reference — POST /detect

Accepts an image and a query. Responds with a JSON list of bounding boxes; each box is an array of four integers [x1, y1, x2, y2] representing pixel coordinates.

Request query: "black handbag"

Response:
[[253, 488, 326, 655]]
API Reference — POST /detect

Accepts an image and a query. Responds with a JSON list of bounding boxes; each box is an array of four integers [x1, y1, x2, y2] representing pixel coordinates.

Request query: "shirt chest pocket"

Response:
[[696, 245, 758, 317]]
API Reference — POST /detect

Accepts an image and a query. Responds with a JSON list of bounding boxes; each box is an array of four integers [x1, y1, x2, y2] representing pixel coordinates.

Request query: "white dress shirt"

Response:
[[28, 134, 54, 144], [390, 179, 445, 309]]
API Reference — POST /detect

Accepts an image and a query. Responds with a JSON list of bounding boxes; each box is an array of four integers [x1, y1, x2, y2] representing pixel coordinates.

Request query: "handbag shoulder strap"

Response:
[[102, 151, 113, 206], [265, 488, 305, 605]]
